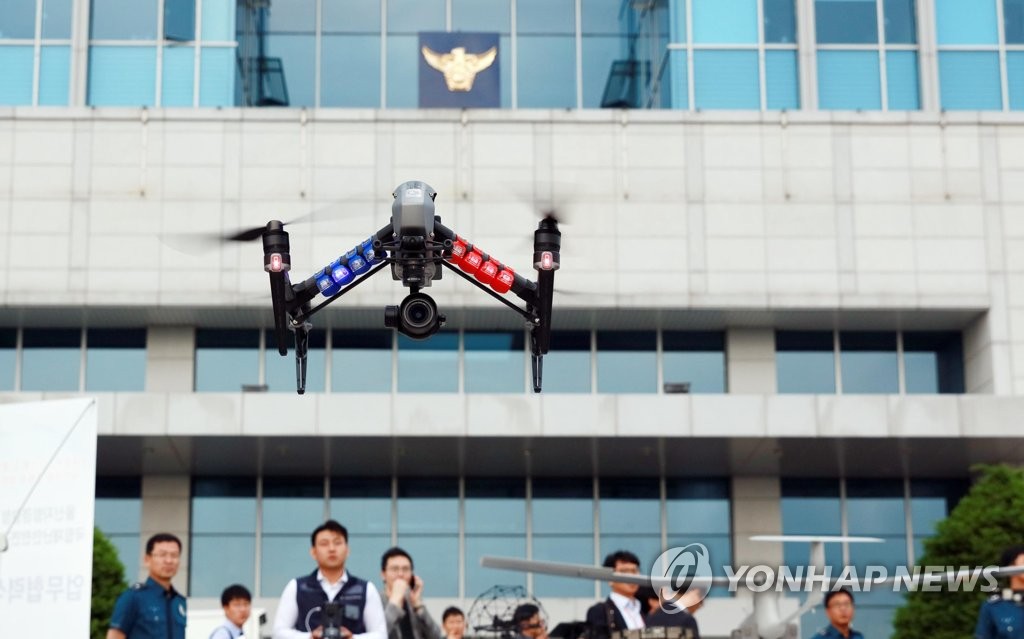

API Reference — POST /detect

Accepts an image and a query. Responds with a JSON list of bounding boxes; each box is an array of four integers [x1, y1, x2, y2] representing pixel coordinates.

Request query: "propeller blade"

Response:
[[226, 225, 270, 242]]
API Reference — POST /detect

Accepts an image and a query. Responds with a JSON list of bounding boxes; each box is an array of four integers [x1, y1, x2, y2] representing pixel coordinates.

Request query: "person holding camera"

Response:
[[272, 520, 387, 639], [379, 547, 444, 639]]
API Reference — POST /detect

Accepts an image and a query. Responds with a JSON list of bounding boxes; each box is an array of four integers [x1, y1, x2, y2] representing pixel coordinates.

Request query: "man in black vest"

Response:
[[272, 520, 388, 639], [379, 547, 443, 639], [585, 551, 646, 639]]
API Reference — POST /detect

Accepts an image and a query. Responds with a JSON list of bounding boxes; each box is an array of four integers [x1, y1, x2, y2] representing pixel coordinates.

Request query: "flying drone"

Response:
[[233, 181, 561, 394], [467, 585, 547, 639]]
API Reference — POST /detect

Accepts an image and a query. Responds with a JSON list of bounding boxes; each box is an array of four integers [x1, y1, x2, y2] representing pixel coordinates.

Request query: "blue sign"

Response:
[[419, 32, 500, 108]]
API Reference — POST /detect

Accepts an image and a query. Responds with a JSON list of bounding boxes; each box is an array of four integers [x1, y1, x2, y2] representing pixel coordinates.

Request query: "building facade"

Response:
[[2, 1, 1024, 638]]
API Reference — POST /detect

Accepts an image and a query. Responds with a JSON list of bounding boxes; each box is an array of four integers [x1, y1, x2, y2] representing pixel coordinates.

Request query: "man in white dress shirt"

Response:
[[273, 520, 388, 639], [585, 550, 646, 639]]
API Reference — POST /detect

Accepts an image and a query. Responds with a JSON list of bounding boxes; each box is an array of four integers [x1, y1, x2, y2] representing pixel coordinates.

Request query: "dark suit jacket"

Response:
[[645, 605, 700, 639], [585, 598, 631, 639]]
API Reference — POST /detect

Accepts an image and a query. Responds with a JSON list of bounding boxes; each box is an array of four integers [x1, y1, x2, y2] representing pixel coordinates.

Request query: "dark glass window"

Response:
[[532, 478, 594, 597], [330, 478, 392, 581], [190, 477, 257, 596], [544, 330, 591, 393], [465, 479, 526, 593], [396, 478, 459, 597], [195, 329, 259, 392], [596, 331, 656, 393], [265, 329, 325, 393], [0, 329, 15, 390], [1007, 0, 1024, 43], [90, 0, 158, 40], [815, 0, 878, 44], [764, 0, 797, 43], [465, 332, 525, 393], [333, 330, 392, 393], [846, 480, 906, 618], [0, 0, 37, 38], [86, 329, 146, 392], [96, 477, 142, 582], [663, 331, 726, 393], [397, 332, 458, 392], [903, 332, 964, 394], [599, 478, 660, 578], [666, 479, 731, 597], [884, 0, 917, 44], [840, 332, 898, 393], [164, 0, 196, 41], [262, 478, 324, 596], [22, 328, 80, 391], [775, 331, 836, 393]]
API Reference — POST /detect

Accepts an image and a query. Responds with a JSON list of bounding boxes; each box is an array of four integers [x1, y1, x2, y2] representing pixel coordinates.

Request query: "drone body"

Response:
[[255, 181, 561, 394]]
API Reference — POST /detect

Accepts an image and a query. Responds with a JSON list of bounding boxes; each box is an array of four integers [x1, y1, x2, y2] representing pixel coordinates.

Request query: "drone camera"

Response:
[[385, 292, 446, 339]]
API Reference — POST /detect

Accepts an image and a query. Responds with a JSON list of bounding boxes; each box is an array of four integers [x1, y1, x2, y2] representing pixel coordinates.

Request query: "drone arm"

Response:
[[433, 221, 541, 308]]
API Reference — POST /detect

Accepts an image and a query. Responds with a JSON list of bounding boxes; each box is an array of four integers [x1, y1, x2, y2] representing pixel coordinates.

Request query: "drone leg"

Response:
[[294, 322, 310, 395], [530, 329, 543, 393]]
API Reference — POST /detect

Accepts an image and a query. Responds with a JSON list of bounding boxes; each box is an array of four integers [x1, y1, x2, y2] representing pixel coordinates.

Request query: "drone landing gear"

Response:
[[292, 321, 312, 395], [530, 330, 544, 394]]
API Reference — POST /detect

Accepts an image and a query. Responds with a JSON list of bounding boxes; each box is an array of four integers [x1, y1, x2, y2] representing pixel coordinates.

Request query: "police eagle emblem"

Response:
[[421, 45, 498, 91]]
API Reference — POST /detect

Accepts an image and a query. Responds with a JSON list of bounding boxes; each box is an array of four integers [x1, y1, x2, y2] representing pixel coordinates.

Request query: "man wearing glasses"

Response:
[[818, 589, 862, 639], [107, 533, 187, 639], [585, 550, 646, 639]]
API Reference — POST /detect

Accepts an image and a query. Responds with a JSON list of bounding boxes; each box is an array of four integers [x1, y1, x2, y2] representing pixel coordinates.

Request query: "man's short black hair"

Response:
[[145, 533, 182, 555], [513, 603, 540, 628], [381, 546, 414, 571], [1000, 544, 1024, 568], [221, 584, 252, 606], [311, 519, 349, 546], [824, 588, 854, 607], [602, 550, 642, 569], [442, 606, 464, 623]]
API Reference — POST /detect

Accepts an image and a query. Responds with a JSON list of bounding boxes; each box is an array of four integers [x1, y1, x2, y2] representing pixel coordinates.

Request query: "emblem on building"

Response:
[[421, 45, 498, 92]]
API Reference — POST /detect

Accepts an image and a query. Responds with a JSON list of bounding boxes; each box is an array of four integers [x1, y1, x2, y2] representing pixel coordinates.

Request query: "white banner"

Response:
[[0, 398, 98, 638]]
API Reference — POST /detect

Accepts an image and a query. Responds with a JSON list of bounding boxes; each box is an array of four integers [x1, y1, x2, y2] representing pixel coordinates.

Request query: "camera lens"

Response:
[[402, 298, 434, 328]]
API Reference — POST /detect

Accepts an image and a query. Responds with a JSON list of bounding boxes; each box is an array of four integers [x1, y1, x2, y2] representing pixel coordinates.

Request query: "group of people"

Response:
[[106, 523, 1024, 639]]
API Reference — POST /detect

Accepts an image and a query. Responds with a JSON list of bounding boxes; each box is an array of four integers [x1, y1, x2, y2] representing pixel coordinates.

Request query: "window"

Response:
[[87, 0, 235, 107], [532, 478, 594, 597], [265, 329, 325, 393], [329, 478, 393, 580], [261, 478, 324, 596], [663, 331, 726, 393], [190, 478, 257, 596], [776, 331, 836, 393], [666, 0, 800, 110], [816, 0, 919, 110], [464, 332, 524, 393], [465, 479, 526, 594], [95, 477, 142, 582], [934, 0, 1011, 109], [333, 330, 393, 393], [543, 331, 592, 393], [21, 328, 80, 391], [0, 0, 72, 105], [0, 329, 15, 390], [777, 330, 963, 394], [194, 329, 259, 392], [396, 478, 459, 596], [517, 0, 577, 108], [666, 479, 732, 597], [839, 331, 898, 394], [86, 329, 146, 391], [596, 331, 656, 393], [321, 0, 382, 107], [909, 479, 967, 560], [599, 478, 661, 575], [397, 332, 458, 392]]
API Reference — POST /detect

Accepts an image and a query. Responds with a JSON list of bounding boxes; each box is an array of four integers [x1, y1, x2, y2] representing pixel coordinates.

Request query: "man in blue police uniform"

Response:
[[975, 545, 1024, 639], [817, 589, 862, 639], [273, 519, 387, 639], [107, 532, 187, 639]]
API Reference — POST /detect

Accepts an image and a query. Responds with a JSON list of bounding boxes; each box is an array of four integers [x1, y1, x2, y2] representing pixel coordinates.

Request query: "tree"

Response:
[[92, 527, 128, 639], [892, 464, 1024, 639]]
